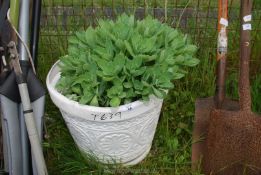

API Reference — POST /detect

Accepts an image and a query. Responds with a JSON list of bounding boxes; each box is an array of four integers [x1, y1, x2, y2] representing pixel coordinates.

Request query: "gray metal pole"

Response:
[[18, 0, 29, 61], [18, 0, 30, 174]]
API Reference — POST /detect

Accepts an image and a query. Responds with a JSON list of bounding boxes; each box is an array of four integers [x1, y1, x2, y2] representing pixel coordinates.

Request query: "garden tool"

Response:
[[204, 0, 261, 174], [8, 41, 47, 174], [191, 0, 239, 170], [0, 0, 47, 174]]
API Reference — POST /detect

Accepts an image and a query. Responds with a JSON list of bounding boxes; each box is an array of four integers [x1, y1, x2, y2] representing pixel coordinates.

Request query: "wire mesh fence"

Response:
[[37, 2, 260, 173], [39, 0, 261, 74]]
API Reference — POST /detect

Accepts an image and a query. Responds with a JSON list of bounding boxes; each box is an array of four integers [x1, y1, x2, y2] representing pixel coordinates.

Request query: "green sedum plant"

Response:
[[56, 14, 199, 107]]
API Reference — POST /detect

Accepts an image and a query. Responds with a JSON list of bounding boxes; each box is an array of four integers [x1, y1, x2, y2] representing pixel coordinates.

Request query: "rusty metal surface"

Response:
[[204, 110, 261, 175], [192, 97, 239, 171]]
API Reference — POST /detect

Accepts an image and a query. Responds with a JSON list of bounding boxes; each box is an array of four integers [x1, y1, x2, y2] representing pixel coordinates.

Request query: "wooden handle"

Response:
[[215, 0, 228, 108], [239, 0, 252, 111]]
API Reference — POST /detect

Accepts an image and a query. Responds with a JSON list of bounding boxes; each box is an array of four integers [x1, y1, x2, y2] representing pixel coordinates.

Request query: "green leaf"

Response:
[[79, 93, 94, 104], [159, 81, 174, 89], [166, 58, 176, 65], [113, 53, 126, 73], [119, 92, 127, 98], [115, 39, 125, 50], [94, 46, 112, 60], [71, 85, 82, 95], [123, 82, 133, 88], [90, 96, 99, 106], [110, 97, 121, 107], [126, 88, 135, 98], [142, 80, 150, 87], [132, 56, 143, 68], [166, 30, 179, 43], [124, 40, 135, 57], [142, 87, 151, 95], [68, 36, 79, 44], [152, 86, 166, 99], [175, 55, 185, 64], [173, 73, 185, 80], [138, 54, 156, 62], [107, 85, 123, 98], [102, 76, 115, 81], [141, 37, 157, 53], [134, 90, 142, 94], [183, 57, 200, 67], [185, 45, 197, 54], [132, 67, 145, 76], [98, 81, 107, 96], [133, 80, 143, 90], [96, 59, 115, 76]]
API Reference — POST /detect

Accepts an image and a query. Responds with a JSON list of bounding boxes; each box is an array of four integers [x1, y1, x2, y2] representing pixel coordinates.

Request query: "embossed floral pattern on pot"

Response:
[[97, 133, 132, 156]]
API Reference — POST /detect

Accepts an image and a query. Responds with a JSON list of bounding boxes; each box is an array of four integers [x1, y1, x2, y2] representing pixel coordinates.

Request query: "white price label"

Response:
[[220, 18, 228, 26], [243, 23, 252, 30], [243, 15, 252, 22]]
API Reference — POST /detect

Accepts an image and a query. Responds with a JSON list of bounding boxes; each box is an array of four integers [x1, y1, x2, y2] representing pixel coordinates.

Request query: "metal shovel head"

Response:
[[191, 97, 239, 170], [204, 109, 261, 175]]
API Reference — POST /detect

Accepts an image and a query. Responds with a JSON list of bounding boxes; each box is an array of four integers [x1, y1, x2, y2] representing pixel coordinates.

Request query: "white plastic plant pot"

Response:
[[46, 61, 163, 165]]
